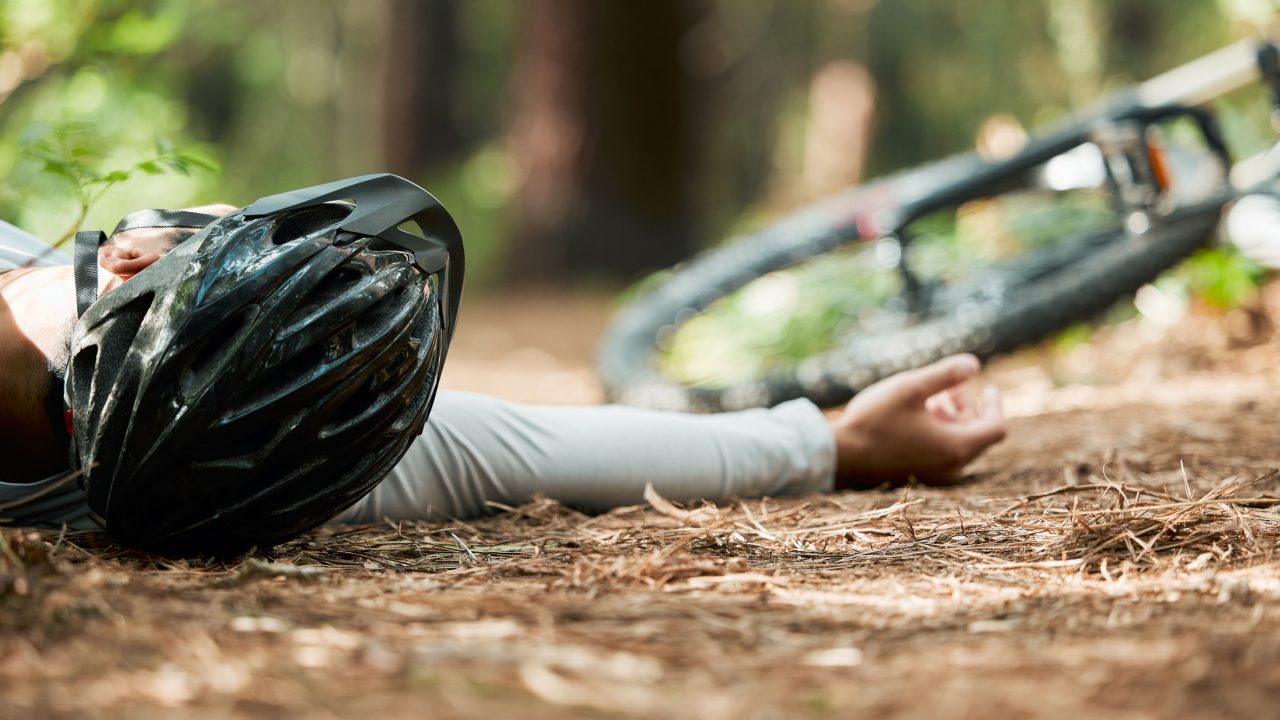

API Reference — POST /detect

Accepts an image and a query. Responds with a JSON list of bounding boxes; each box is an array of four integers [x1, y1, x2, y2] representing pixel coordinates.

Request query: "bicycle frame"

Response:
[[875, 40, 1280, 310]]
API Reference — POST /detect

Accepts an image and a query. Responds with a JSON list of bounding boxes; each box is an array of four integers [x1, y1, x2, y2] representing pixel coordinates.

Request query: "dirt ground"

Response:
[[7, 291, 1280, 719]]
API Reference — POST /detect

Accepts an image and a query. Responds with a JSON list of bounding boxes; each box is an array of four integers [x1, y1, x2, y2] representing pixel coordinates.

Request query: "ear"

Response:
[[99, 245, 163, 283]]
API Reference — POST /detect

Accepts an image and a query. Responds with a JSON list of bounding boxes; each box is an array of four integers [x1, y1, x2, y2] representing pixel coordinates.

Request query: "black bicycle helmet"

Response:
[[64, 174, 464, 554]]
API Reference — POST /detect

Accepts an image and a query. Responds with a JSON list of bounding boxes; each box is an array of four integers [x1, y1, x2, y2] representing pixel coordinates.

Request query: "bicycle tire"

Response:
[[597, 194, 1226, 413]]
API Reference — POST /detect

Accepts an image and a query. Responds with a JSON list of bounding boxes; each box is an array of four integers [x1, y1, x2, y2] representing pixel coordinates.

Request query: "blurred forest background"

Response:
[[0, 0, 1276, 292]]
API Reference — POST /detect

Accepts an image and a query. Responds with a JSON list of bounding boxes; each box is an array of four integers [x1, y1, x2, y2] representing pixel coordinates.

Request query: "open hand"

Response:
[[829, 354, 1005, 489]]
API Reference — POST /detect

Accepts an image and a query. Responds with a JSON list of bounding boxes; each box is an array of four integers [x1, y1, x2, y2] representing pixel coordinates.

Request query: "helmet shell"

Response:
[[69, 200, 448, 553]]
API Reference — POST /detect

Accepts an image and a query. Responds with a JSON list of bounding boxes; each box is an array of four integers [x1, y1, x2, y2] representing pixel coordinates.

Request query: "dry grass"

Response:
[[6, 448, 1280, 719], [280, 470, 1280, 582]]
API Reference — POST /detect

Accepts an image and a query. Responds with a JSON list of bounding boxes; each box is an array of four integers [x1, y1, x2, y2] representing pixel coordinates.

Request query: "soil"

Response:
[[6, 290, 1280, 719]]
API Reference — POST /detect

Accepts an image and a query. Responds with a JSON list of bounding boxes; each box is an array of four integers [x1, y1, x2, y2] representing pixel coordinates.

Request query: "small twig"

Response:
[[451, 533, 481, 564]]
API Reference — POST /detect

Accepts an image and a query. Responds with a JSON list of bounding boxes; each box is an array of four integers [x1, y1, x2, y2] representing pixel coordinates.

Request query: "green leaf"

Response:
[[41, 160, 75, 180], [173, 149, 220, 172], [162, 157, 191, 176], [57, 120, 96, 136], [102, 170, 131, 183], [27, 147, 65, 163], [136, 160, 163, 175]]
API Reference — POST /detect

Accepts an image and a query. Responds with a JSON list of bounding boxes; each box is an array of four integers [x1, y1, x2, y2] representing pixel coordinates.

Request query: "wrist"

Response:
[[829, 412, 873, 490]]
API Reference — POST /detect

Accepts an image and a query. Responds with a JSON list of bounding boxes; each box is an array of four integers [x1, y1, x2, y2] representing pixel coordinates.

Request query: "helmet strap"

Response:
[[73, 230, 105, 319], [111, 209, 220, 235]]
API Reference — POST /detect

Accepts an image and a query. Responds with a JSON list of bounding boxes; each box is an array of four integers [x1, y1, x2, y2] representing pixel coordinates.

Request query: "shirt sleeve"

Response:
[[334, 390, 836, 523], [0, 474, 97, 530], [0, 219, 71, 269]]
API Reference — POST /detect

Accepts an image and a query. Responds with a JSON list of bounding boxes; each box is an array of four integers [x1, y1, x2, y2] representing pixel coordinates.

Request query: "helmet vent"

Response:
[[256, 342, 330, 398], [352, 285, 409, 343], [269, 205, 349, 246], [180, 308, 254, 401], [397, 221, 425, 238], [322, 380, 383, 437]]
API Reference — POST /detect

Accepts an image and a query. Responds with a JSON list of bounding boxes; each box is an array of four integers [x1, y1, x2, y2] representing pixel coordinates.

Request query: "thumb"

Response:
[[895, 354, 981, 404]]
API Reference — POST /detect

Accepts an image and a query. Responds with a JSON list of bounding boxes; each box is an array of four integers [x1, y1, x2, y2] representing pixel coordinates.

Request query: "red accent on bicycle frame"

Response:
[[1148, 137, 1172, 192]]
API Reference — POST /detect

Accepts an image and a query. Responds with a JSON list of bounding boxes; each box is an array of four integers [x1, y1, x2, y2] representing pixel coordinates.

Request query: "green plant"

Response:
[[19, 121, 219, 247], [1172, 245, 1264, 309]]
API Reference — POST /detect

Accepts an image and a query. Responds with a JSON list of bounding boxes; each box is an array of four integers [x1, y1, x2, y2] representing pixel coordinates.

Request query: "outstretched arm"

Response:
[[335, 355, 1006, 523], [336, 390, 836, 522]]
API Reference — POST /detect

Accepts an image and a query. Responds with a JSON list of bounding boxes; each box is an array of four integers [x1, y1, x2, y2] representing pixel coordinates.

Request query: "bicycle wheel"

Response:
[[597, 187, 1226, 412]]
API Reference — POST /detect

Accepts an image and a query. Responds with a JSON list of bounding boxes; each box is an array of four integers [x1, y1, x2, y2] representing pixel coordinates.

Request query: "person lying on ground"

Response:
[[0, 202, 1005, 541]]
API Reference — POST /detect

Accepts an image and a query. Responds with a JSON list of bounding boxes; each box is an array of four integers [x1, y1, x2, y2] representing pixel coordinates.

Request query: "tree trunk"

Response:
[[506, 0, 709, 285], [382, 0, 461, 177]]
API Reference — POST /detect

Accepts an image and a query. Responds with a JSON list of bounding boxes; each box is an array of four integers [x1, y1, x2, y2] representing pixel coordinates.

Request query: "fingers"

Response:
[[925, 390, 956, 420], [110, 226, 188, 257], [955, 416, 1007, 452], [947, 385, 1006, 455], [949, 387, 978, 421], [99, 245, 163, 281], [896, 354, 981, 404]]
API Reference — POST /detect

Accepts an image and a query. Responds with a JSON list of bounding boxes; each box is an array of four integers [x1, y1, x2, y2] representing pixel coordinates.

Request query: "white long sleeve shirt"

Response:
[[334, 391, 835, 523], [1, 390, 836, 530]]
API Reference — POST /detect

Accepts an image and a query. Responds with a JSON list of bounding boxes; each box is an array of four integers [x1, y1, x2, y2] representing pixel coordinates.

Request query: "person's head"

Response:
[[34, 175, 464, 554], [3, 177, 464, 553], [0, 205, 237, 483]]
